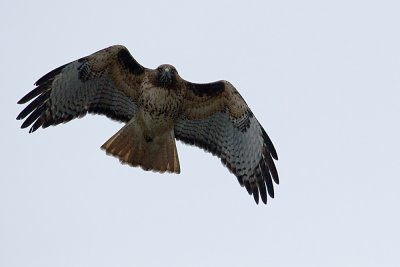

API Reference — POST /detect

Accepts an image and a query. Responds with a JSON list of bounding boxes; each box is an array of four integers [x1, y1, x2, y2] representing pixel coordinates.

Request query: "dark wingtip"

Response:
[[16, 112, 24, 120], [29, 118, 43, 133], [17, 94, 30, 105], [17, 84, 49, 105], [20, 106, 44, 130], [253, 193, 260, 204], [34, 63, 68, 86], [252, 185, 260, 204], [268, 161, 279, 185], [256, 172, 268, 205], [271, 162, 279, 185], [271, 171, 279, 185], [262, 198, 267, 205], [260, 161, 275, 198], [261, 127, 278, 160], [16, 91, 50, 121], [260, 191, 267, 205]]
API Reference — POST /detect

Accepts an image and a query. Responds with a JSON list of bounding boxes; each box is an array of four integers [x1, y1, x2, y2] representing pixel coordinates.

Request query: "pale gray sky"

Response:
[[1, 1, 399, 266]]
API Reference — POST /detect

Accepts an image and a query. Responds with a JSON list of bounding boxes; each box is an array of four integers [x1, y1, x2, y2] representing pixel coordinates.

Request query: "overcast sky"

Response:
[[1, 1, 399, 266]]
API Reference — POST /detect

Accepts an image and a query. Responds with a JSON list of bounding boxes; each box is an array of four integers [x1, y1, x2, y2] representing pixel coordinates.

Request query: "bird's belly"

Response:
[[138, 88, 182, 136]]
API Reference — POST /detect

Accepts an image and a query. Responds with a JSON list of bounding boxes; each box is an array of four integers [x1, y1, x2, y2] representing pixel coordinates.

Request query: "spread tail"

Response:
[[101, 121, 180, 173]]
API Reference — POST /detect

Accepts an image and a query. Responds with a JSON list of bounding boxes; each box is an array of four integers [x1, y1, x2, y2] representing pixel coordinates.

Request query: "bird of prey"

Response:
[[16, 45, 279, 205]]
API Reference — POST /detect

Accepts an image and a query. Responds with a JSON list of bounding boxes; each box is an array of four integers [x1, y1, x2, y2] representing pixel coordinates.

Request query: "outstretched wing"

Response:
[[175, 80, 278, 204], [17, 45, 145, 133]]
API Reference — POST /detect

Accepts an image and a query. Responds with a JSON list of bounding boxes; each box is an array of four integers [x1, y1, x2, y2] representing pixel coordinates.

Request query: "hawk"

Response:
[[16, 45, 279, 205]]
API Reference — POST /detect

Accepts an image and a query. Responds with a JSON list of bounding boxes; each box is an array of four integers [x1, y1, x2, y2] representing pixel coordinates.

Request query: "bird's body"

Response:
[[17, 45, 279, 205]]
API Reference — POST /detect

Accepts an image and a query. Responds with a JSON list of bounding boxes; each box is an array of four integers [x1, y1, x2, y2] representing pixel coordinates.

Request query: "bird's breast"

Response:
[[139, 86, 183, 119]]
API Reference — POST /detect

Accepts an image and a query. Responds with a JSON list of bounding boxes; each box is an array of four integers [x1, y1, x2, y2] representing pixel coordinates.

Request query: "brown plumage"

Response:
[[16, 45, 279, 205]]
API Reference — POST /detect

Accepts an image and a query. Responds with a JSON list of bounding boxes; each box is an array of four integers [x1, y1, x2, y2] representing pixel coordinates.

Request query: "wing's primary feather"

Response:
[[175, 80, 279, 204], [17, 45, 143, 133]]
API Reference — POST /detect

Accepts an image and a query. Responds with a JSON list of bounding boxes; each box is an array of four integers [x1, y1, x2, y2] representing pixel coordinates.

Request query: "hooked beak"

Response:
[[160, 68, 172, 84]]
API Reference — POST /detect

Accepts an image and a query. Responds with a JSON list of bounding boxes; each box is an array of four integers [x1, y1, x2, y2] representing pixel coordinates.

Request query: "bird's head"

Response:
[[156, 64, 178, 87]]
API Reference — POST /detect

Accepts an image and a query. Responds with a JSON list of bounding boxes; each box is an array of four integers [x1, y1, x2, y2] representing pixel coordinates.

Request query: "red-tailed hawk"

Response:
[[17, 45, 279, 205]]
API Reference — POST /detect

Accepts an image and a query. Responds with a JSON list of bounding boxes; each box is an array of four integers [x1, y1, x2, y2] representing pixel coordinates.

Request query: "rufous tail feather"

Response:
[[100, 120, 180, 173]]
